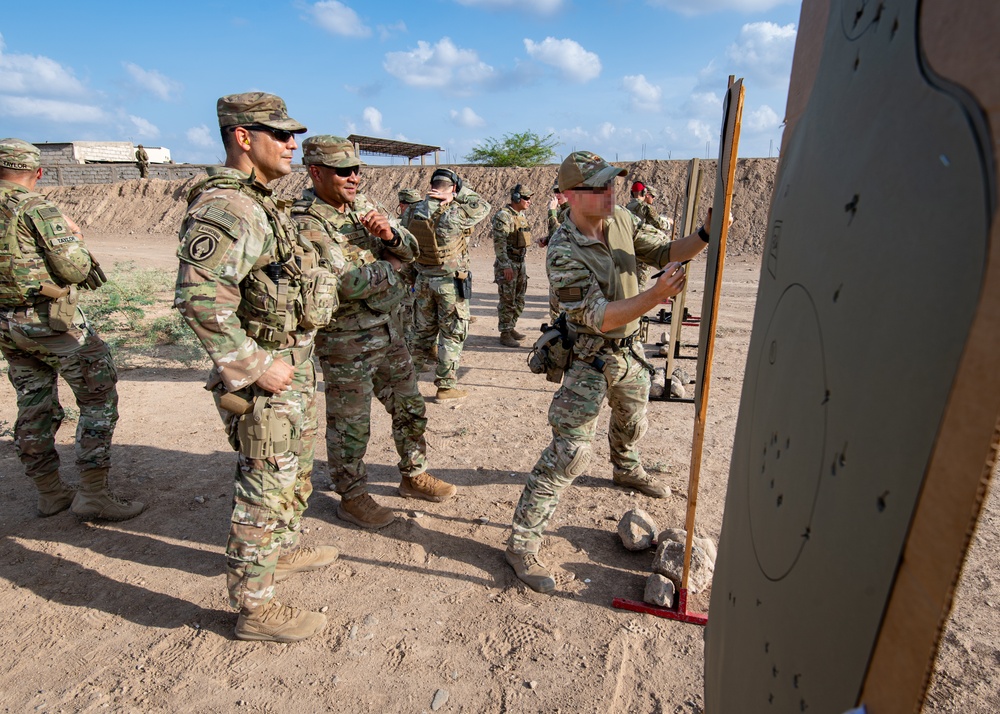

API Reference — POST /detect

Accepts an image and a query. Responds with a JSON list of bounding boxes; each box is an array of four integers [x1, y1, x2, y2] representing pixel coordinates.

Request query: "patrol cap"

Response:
[[511, 185, 533, 200], [216, 92, 307, 133], [0, 138, 41, 171], [302, 135, 363, 168], [558, 150, 626, 192], [398, 187, 422, 204], [645, 186, 658, 198]]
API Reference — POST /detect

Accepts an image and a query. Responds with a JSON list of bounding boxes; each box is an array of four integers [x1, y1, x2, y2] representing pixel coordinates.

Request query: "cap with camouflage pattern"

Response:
[[302, 135, 363, 168], [398, 187, 422, 204], [511, 185, 534, 200], [645, 186, 658, 198], [557, 150, 626, 192], [216, 92, 306, 132], [0, 138, 41, 171]]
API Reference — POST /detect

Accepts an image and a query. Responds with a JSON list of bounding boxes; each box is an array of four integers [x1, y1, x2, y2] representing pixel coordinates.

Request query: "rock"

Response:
[[693, 536, 718, 566], [659, 528, 686, 544], [657, 342, 671, 357], [644, 573, 676, 607], [194, 495, 205, 504], [652, 538, 714, 594], [672, 366, 692, 384], [669, 374, 685, 399], [431, 689, 449, 711], [618, 509, 659, 551], [649, 368, 667, 399], [527, 680, 538, 690]]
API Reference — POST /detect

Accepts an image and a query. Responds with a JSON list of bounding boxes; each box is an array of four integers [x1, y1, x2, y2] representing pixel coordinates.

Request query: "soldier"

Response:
[[175, 93, 339, 642], [292, 136, 457, 531], [626, 182, 667, 290], [0, 138, 145, 522], [135, 144, 149, 179], [541, 181, 569, 248], [505, 151, 715, 593], [396, 187, 422, 349], [403, 168, 490, 401], [492, 184, 533, 348]]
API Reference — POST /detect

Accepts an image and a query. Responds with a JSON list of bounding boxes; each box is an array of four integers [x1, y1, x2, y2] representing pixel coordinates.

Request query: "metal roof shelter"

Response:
[[347, 134, 441, 165]]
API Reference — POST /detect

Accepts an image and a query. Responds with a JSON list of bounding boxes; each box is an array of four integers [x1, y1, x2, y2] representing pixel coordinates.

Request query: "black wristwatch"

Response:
[[697, 225, 710, 243], [385, 228, 402, 247]]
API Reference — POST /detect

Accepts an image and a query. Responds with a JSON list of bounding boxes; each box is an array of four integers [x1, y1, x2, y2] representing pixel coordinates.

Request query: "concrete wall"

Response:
[[35, 142, 172, 167], [35, 163, 308, 186]]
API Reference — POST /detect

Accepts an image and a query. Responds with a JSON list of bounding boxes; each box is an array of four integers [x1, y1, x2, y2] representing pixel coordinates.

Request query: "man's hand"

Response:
[[652, 262, 687, 300], [502, 267, 514, 282], [255, 358, 294, 395], [548, 196, 558, 210], [428, 186, 455, 205], [359, 210, 394, 241]]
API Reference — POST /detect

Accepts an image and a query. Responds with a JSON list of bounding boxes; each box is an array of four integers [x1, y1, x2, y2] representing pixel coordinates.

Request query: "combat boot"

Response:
[[32, 470, 76, 517], [509, 327, 527, 340], [435, 387, 468, 401], [499, 331, 521, 348], [70, 468, 147, 521], [274, 545, 340, 582], [613, 469, 671, 499], [505, 549, 556, 594], [337, 493, 396, 529], [234, 600, 326, 643], [399, 472, 457, 502]]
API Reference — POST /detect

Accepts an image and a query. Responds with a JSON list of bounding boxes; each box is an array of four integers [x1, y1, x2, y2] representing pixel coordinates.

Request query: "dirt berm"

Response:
[[42, 158, 778, 256]]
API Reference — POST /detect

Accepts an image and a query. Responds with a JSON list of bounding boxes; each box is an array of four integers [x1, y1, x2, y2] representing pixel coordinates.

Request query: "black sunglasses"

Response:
[[571, 184, 611, 193], [234, 124, 296, 143], [331, 165, 360, 178]]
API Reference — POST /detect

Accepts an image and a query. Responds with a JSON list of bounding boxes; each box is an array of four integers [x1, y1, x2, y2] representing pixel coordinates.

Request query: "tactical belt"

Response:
[[605, 333, 639, 350], [274, 343, 315, 367]]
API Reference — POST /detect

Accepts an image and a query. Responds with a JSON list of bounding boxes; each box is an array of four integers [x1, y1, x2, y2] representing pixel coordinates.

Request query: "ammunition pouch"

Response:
[[454, 270, 472, 300], [527, 312, 576, 383], [236, 395, 299, 460], [298, 267, 339, 329], [46, 284, 78, 332]]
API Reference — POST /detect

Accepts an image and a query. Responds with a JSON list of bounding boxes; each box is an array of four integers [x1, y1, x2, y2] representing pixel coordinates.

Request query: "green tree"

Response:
[[465, 131, 559, 167]]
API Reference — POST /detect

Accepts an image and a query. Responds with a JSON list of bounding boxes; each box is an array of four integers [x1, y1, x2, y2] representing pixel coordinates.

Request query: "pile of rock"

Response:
[[617, 508, 717, 608]]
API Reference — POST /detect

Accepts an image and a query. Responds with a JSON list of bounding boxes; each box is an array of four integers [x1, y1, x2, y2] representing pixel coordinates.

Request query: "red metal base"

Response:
[[612, 588, 708, 626]]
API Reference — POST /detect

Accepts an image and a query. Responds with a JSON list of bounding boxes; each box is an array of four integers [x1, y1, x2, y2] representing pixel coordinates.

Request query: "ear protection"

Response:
[[431, 168, 462, 193], [511, 184, 522, 203]]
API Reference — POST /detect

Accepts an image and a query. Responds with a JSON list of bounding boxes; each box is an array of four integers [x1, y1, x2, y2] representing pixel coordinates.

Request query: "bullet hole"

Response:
[[769, 340, 777, 364], [773, 665, 779, 678], [764, 641, 770, 653], [833, 284, 842, 302], [776, 494, 784, 507], [845, 194, 860, 216], [854, 53, 861, 71], [891, 18, 899, 38], [853, 6, 864, 27], [822, 389, 831, 405], [794, 674, 801, 689], [877, 491, 889, 512]]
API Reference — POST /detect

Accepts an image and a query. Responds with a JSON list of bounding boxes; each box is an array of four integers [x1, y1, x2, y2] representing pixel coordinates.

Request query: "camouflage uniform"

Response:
[[293, 185, 426, 500], [396, 188, 423, 349], [135, 145, 149, 179], [404, 182, 490, 391], [0, 141, 119, 501], [545, 202, 571, 321], [492, 190, 532, 336], [626, 191, 665, 291], [510, 205, 677, 556], [174, 93, 328, 614]]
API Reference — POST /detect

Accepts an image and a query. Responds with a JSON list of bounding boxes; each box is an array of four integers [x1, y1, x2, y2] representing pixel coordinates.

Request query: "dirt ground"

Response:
[[1, 228, 997, 714]]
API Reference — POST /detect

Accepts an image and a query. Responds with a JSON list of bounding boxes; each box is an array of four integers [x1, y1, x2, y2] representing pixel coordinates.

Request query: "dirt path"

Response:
[[0, 235, 996, 713]]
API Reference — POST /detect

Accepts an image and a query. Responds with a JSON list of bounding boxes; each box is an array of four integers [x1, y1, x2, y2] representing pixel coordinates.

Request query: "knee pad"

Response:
[[562, 443, 593, 479], [629, 416, 649, 443]]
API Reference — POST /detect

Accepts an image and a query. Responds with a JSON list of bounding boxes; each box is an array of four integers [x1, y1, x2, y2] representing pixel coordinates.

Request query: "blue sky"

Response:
[[0, 0, 801, 165]]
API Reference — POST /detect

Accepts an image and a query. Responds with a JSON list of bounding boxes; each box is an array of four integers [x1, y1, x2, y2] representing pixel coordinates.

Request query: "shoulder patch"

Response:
[[199, 205, 241, 235], [557, 286, 585, 303], [183, 225, 232, 271], [36, 206, 63, 220]]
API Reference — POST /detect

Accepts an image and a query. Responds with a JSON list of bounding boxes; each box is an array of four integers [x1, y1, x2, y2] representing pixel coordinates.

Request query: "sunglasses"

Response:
[[236, 125, 296, 143], [571, 184, 612, 193], [331, 165, 360, 178]]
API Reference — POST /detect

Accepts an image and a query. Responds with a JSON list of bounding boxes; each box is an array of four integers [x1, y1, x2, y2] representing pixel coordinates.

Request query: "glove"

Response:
[[80, 260, 107, 290]]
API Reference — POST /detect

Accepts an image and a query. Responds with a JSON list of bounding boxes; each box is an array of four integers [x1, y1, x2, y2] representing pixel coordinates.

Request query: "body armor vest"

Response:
[[0, 189, 57, 307], [409, 204, 467, 267], [508, 208, 531, 256]]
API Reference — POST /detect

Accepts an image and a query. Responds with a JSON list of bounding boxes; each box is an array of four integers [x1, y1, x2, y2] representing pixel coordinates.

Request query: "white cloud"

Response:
[[0, 33, 87, 97], [309, 1, 371, 38], [0, 96, 104, 123], [450, 107, 485, 128], [687, 119, 713, 143], [128, 115, 160, 139], [187, 125, 217, 148], [123, 62, 182, 101], [646, 0, 798, 16], [622, 74, 662, 112], [363, 106, 383, 132], [726, 22, 797, 88], [744, 104, 781, 133], [523, 37, 601, 83], [377, 21, 407, 41], [454, 0, 564, 14], [384, 38, 495, 91]]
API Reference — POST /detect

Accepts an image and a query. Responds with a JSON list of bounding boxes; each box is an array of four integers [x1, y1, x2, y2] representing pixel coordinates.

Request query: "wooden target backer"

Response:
[[704, 1, 997, 713]]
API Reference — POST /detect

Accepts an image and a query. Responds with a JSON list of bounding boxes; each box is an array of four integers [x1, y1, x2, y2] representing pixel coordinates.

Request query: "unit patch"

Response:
[[557, 286, 585, 303], [184, 225, 232, 271]]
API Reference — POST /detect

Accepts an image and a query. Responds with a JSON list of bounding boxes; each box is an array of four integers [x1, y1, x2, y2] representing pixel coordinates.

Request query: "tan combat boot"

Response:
[[509, 328, 527, 340], [70, 468, 147, 521], [274, 545, 340, 582], [435, 387, 468, 401], [234, 600, 326, 642], [399, 472, 457, 502], [32, 470, 76, 517], [612, 468, 671, 499], [499, 331, 521, 348], [505, 549, 556, 594], [337, 493, 396, 529]]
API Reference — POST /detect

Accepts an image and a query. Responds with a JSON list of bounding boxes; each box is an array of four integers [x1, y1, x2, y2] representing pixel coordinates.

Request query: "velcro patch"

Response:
[[557, 286, 585, 303], [50, 236, 79, 246], [200, 205, 240, 234], [183, 225, 232, 271], [36, 206, 63, 220]]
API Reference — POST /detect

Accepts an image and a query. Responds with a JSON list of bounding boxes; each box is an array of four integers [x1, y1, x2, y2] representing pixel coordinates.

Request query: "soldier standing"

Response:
[[135, 144, 149, 179], [175, 93, 339, 642], [395, 187, 422, 350], [626, 182, 666, 290], [0, 138, 144, 522], [541, 181, 568, 248], [492, 184, 533, 348], [505, 151, 714, 593], [403, 169, 490, 401], [292, 136, 457, 531]]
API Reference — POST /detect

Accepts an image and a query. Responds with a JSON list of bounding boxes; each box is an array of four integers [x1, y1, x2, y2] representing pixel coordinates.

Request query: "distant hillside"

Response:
[[43, 158, 777, 256]]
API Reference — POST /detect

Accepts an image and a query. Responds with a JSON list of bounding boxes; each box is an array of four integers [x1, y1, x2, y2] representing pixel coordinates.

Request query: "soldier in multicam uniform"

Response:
[[395, 188, 423, 350], [292, 136, 457, 531], [492, 184, 533, 348], [542, 181, 570, 321], [135, 144, 149, 179], [626, 181, 667, 290], [505, 151, 714, 593], [0, 138, 145, 522], [403, 168, 490, 401], [175, 93, 339, 643]]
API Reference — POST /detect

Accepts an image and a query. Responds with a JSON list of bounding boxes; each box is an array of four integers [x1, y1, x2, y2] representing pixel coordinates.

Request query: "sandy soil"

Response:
[[0, 230, 997, 714]]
